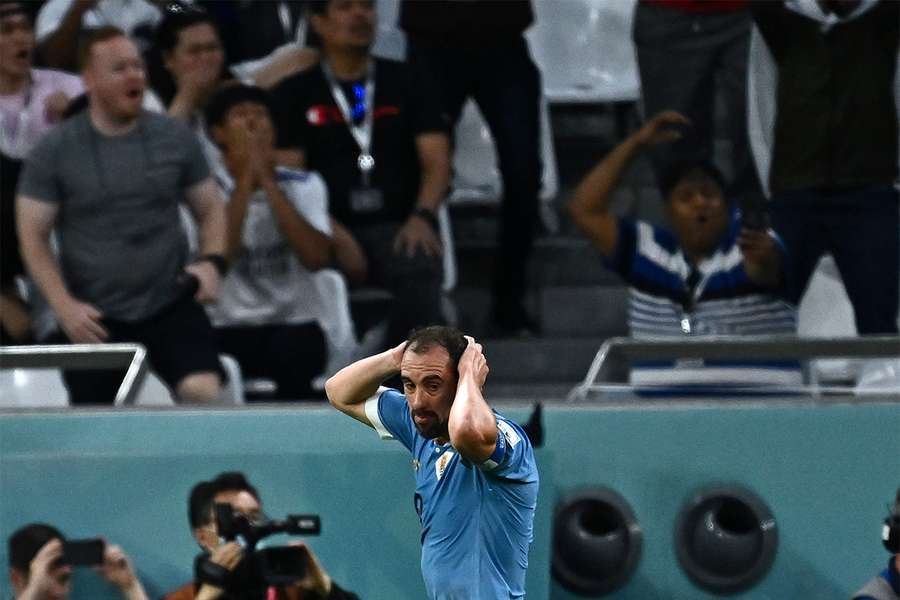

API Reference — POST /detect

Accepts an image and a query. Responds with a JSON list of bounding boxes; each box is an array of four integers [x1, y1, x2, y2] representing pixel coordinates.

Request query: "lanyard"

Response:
[[680, 265, 711, 335], [321, 59, 376, 185]]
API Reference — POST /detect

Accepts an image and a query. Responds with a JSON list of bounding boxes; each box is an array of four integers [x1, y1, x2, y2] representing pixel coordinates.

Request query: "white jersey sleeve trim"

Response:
[[364, 387, 394, 441]]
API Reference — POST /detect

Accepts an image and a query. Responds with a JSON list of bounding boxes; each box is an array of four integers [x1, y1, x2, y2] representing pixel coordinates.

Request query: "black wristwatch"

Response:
[[412, 206, 439, 230], [194, 253, 229, 277]]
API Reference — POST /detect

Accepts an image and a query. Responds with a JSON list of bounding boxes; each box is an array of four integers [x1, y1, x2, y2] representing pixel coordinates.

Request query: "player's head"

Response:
[[309, 0, 375, 55], [189, 471, 263, 552], [659, 159, 730, 259], [8, 523, 71, 599], [400, 325, 467, 440]]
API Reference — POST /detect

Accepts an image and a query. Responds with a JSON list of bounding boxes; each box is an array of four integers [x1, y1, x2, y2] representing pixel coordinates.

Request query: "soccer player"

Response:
[[325, 325, 539, 599]]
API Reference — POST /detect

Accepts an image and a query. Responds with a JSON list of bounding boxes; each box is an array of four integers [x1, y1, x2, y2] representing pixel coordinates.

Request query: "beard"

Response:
[[412, 409, 446, 440]]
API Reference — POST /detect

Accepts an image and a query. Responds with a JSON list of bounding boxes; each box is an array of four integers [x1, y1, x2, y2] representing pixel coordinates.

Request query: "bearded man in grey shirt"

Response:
[[16, 27, 228, 404]]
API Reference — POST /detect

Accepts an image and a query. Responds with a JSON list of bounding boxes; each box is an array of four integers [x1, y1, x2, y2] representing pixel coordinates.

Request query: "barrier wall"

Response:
[[1, 400, 898, 599]]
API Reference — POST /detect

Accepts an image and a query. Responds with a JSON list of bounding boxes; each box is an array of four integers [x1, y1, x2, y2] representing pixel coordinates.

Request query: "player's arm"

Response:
[[448, 336, 497, 463], [325, 341, 406, 427]]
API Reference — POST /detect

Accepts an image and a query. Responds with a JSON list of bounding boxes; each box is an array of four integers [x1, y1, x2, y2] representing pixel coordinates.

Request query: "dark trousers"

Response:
[[770, 186, 899, 334], [634, 3, 762, 205], [48, 295, 223, 405], [351, 221, 444, 347], [408, 37, 542, 311], [215, 321, 327, 400]]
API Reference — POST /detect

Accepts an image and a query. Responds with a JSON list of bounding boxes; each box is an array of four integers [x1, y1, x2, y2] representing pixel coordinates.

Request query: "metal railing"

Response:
[[0, 344, 149, 406], [568, 335, 900, 401]]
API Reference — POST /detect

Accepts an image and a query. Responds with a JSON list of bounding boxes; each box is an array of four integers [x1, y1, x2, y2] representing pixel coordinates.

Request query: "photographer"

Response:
[[164, 472, 358, 600], [7, 523, 149, 600]]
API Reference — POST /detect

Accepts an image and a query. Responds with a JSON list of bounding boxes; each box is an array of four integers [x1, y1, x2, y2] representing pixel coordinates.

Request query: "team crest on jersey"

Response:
[[435, 451, 454, 481]]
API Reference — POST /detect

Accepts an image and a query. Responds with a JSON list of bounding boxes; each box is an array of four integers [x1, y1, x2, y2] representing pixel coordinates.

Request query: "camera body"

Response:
[[195, 504, 321, 598]]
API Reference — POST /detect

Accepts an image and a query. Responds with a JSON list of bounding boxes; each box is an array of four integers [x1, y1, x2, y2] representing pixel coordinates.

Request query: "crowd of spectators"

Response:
[[0, 0, 897, 402]]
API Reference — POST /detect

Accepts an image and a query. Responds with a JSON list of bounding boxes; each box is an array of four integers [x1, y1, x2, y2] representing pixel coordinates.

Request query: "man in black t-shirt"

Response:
[[271, 0, 450, 348]]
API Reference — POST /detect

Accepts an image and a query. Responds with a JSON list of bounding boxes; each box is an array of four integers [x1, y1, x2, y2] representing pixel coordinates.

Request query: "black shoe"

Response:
[[488, 302, 540, 338]]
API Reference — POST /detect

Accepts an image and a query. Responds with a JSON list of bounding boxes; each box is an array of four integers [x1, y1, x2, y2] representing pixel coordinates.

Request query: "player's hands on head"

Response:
[[389, 340, 408, 372], [459, 335, 489, 389], [633, 110, 690, 147]]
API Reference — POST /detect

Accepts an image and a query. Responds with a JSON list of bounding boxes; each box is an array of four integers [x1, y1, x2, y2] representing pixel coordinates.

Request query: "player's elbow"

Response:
[[449, 421, 495, 461], [324, 376, 343, 410]]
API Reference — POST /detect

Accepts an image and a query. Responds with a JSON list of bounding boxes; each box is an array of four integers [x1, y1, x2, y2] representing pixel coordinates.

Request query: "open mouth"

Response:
[[125, 88, 142, 100], [14, 48, 29, 60]]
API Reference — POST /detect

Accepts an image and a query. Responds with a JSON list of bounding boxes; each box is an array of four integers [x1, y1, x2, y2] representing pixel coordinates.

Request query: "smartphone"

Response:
[[62, 539, 105, 567], [739, 196, 769, 231], [258, 546, 307, 585]]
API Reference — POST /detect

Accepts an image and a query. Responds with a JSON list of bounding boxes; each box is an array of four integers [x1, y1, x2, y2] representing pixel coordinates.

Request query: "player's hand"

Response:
[[392, 215, 442, 258], [21, 539, 70, 599], [287, 541, 332, 597], [633, 110, 690, 147], [184, 260, 221, 304], [44, 91, 71, 123], [458, 336, 489, 389], [388, 340, 408, 372], [57, 297, 109, 344]]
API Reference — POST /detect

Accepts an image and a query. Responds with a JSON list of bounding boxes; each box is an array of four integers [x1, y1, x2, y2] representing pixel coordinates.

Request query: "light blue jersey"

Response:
[[365, 389, 539, 600]]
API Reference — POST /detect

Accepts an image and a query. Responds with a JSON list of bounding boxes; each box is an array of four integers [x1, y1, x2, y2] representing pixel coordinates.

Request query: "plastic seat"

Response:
[[526, 0, 641, 103], [0, 368, 68, 408]]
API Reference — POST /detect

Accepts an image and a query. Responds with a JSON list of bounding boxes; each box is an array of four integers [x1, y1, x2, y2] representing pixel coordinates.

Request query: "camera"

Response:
[[195, 504, 321, 598]]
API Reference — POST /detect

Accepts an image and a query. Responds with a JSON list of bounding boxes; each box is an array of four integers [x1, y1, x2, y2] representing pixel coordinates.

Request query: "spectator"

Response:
[[8, 522, 149, 600], [0, 1, 82, 343], [34, 0, 165, 72], [204, 84, 335, 400], [150, 2, 227, 126], [748, 0, 899, 335], [569, 111, 799, 386], [852, 487, 900, 600], [16, 27, 227, 404], [633, 0, 761, 208], [164, 471, 359, 600], [271, 0, 451, 349], [400, 0, 543, 336]]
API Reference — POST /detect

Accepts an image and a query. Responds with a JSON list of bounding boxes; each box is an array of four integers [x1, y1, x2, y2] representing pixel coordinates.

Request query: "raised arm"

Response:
[[569, 110, 690, 257], [448, 336, 496, 463], [325, 341, 406, 426], [36, 0, 95, 71]]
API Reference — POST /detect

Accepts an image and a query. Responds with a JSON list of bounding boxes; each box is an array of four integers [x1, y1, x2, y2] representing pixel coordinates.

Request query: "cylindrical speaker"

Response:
[[675, 484, 778, 594], [552, 488, 642, 596]]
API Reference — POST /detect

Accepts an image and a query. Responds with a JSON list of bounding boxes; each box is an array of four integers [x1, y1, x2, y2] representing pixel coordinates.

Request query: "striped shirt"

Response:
[[608, 217, 800, 387]]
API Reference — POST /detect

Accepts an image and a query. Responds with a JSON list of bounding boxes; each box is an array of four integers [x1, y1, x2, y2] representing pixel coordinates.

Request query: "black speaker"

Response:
[[552, 488, 642, 596], [674, 484, 778, 594]]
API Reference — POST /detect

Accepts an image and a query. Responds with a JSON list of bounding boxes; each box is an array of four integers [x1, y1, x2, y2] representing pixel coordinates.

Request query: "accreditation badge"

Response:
[[349, 187, 384, 213]]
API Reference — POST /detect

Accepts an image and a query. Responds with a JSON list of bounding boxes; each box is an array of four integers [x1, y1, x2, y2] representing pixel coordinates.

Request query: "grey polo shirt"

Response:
[[18, 110, 210, 321]]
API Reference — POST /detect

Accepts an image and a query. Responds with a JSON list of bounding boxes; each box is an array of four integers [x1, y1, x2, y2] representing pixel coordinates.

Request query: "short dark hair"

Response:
[[405, 325, 468, 373], [155, 3, 216, 55], [658, 159, 727, 202], [204, 83, 275, 130], [188, 472, 262, 528], [8, 523, 64, 573], [307, 1, 329, 16], [77, 26, 128, 70]]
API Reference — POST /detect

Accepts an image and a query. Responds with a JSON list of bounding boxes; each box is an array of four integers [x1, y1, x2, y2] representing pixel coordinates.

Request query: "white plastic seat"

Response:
[[0, 368, 68, 408], [526, 0, 641, 103]]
